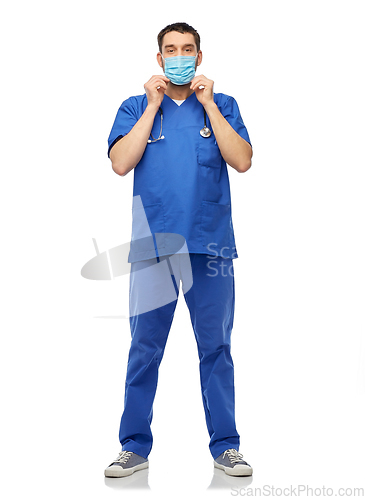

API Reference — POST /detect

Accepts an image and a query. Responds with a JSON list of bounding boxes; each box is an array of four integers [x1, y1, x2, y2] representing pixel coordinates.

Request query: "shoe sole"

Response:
[[104, 461, 149, 478], [213, 461, 253, 476]]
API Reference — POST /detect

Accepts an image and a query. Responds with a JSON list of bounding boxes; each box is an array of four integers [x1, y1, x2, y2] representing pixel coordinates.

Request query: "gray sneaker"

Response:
[[104, 450, 149, 478], [214, 448, 253, 476]]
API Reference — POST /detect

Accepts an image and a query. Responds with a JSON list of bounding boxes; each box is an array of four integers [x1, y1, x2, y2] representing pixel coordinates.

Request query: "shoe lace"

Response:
[[114, 451, 133, 464], [222, 448, 245, 464]]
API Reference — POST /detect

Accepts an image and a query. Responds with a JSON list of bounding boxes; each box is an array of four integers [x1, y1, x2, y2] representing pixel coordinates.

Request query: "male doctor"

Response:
[[105, 22, 253, 478]]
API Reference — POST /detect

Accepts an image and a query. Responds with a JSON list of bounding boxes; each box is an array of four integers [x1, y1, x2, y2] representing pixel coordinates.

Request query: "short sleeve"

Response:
[[220, 95, 252, 149], [107, 97, 139, 158]]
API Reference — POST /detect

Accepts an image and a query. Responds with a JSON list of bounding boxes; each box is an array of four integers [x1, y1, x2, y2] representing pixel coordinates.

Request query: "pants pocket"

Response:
[[199, 200, 235, 251], [129, 201, 166, 260]]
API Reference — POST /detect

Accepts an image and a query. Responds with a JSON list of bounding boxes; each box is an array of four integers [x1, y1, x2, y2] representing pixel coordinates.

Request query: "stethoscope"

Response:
[[147, 107, 212, 143]]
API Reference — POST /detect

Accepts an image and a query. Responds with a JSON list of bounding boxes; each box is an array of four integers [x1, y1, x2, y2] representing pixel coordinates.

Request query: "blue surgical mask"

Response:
[[162, 55, 197, 85]]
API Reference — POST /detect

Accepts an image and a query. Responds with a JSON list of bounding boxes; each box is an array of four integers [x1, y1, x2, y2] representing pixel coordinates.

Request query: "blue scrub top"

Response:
[[107, 92, 252, 263]]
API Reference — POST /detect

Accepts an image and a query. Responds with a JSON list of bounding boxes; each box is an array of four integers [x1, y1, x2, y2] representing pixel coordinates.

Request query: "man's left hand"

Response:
[[190, 75, 214, 107]]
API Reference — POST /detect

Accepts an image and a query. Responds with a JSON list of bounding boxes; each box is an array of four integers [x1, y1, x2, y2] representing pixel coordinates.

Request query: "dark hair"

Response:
[[157, 22, 200, 53]]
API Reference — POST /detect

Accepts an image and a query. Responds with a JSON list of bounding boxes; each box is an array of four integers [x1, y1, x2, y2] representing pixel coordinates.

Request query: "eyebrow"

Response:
[[164, 44, 195, 49]]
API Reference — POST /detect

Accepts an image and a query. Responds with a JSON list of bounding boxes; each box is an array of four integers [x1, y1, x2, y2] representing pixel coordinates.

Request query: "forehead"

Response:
[[161, 31, 196, 49]]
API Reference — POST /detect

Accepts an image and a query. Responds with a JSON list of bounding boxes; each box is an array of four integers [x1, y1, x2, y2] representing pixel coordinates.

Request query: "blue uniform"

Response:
[[108, 92, 251, 263], [107, 91, 252, 460]]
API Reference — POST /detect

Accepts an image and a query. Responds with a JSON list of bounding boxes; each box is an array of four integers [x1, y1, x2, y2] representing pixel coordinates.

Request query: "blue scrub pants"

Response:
[[119, 253, 240, 460]]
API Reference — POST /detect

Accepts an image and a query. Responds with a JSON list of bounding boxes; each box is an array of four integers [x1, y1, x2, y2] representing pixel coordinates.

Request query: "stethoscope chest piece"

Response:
[[200, 109, 212, 138], [200, 126, 211, 138]]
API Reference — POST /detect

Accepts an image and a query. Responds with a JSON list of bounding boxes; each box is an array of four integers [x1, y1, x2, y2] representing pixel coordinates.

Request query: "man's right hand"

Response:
[[144, 75, 170, 109], [110, 75, 170, 176]]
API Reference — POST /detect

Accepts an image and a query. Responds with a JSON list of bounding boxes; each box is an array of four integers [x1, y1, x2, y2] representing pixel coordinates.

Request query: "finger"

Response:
[[190, 75, 204, 85], [192, 82, 212, 92], [156, 85, 167, 92], [151, 75, 170, 83], [146, 76, 169, 87], [155, 80, 168, 88], [191, 74, 208, 83], [190, 80, 206, 91], [147, 79, 168, 90], [190, 76, 209, 89], [154, 80, 169, 90], [158, 83, 168, 92]]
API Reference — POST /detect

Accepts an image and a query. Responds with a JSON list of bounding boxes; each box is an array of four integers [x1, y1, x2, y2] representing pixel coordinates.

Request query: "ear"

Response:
[[196, 50, 203, 67], [157, 52, 163, 69]]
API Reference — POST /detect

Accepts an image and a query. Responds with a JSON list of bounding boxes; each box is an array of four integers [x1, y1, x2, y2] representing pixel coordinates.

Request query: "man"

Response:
[[104, 22, 253, 478]]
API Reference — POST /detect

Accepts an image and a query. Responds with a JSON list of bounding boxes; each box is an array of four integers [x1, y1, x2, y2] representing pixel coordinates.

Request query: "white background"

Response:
[[1, 0, 364, 498]]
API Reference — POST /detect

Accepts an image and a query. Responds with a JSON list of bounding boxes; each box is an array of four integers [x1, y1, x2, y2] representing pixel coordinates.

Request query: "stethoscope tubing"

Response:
[[148, 106, 211, 143]]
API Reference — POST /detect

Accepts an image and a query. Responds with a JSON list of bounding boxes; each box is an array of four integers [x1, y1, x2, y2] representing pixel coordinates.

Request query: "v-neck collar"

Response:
[[164, 92, 197, 108], [160, 92, 202, 128]]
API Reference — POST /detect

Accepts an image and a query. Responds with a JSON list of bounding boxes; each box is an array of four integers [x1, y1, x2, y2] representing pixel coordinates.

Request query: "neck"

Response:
[[165, 83, 195, 100]]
